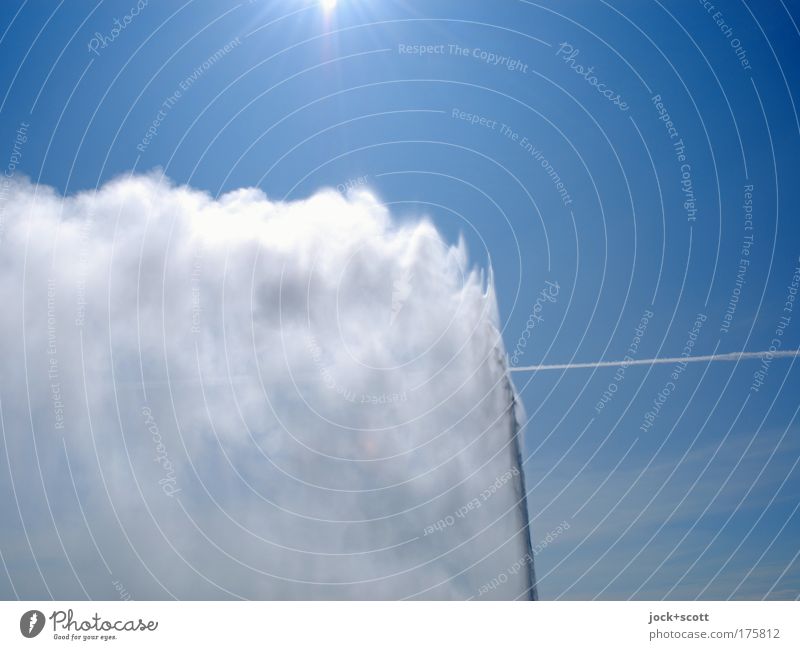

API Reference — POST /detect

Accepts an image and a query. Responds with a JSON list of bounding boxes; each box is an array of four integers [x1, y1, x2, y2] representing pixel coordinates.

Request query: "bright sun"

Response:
[[322, 0, 338, 11]]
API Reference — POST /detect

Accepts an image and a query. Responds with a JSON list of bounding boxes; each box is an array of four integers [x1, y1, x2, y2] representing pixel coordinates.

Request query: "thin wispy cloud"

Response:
[[510, 350, 800, 373]]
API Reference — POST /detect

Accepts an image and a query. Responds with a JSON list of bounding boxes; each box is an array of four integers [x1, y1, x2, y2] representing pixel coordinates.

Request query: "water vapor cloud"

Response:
[[0, 173, 533, 600]]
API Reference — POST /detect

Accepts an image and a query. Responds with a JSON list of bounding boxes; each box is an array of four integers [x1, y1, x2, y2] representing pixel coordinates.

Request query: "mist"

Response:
[[0, 173, 534, 600]]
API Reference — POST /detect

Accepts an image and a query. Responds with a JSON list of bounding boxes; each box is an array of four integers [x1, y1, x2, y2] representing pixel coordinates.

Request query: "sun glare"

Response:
[[322, 0, 338, 11]]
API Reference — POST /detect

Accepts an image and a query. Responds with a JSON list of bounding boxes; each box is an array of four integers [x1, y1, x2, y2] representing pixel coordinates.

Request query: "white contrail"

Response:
[[509, 349, 800, 372]]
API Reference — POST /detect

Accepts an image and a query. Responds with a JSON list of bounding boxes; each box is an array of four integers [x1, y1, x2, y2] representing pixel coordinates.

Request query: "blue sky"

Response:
[[1, 0, 799, 599]]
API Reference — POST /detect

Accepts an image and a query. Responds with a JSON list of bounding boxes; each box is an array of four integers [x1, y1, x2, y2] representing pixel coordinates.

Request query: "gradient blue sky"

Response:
[[1, 0, 798, 599]]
